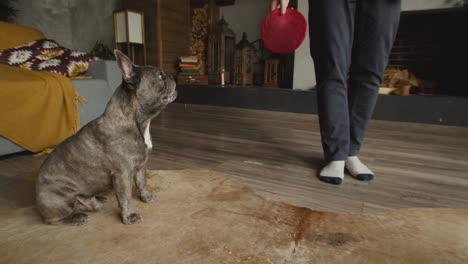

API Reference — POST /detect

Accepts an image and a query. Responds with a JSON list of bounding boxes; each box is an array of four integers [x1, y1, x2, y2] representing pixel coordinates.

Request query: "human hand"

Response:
[[271, 0, 290, 15]]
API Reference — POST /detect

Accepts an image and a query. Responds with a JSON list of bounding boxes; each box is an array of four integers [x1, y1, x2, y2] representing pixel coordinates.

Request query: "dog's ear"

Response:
[[115, 49, 136, 84]]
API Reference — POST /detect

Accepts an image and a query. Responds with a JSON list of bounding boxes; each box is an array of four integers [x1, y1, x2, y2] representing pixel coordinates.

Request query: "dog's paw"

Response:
[[63, 213, 89, 226], [140, 193, 159, 203], [95, 196, 108, 202], [122, 213, 143, 225]]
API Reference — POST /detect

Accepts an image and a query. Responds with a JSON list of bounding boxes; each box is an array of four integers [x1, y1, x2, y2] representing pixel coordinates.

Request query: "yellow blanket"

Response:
[[0, 64, 84, 154]]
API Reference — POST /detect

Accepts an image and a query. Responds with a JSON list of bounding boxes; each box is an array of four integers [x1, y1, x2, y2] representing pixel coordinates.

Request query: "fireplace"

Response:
[[387, 8, 468, 97]]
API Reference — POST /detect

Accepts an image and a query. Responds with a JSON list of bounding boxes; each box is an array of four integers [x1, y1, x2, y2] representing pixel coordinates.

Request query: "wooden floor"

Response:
[[1, 103, 468, 214]]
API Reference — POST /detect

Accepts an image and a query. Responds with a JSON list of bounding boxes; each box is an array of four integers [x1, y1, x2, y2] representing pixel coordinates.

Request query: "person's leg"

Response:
[[309, 0, 356, 184], [346, 0, 401, 180]]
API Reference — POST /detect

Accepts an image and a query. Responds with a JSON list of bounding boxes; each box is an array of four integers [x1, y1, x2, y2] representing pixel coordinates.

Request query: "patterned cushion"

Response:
[[0, 39, 99, 77]]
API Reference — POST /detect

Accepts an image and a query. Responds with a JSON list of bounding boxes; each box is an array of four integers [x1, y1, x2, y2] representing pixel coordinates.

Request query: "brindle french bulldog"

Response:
[[36, 50, 177, 225]]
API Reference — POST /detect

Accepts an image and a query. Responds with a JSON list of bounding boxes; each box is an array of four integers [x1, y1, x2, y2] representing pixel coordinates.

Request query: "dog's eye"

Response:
[[158, 71, 163, 80]]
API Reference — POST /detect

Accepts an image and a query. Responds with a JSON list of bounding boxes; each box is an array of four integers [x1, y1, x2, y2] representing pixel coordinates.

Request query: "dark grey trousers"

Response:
[[308, 0, 401, 161]]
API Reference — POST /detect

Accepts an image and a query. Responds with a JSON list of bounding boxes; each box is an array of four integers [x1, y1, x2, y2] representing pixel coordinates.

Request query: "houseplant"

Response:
[[89, 41, 115, 60], [0, 0, 17, 22]]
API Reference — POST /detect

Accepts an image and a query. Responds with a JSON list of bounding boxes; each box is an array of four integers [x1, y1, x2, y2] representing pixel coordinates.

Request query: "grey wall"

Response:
[[69, 0, 118, 52], [13, 0, 73, 48], [220, 0, 270, 42], [402, 0, 463, 10], [12, 0, 118, 52], [292, 0, 315, 90]]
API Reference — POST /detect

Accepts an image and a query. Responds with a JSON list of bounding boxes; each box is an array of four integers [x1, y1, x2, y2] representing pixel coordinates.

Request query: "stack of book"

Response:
[[177, 55, 208, 85], [179, 56, 200, 75]]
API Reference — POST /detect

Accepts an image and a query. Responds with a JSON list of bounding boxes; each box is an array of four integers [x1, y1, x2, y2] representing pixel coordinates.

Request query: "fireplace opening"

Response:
[[386, 8, 468, 97]]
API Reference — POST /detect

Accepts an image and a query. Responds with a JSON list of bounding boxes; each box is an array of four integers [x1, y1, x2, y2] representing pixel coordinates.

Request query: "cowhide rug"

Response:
[[1, 169, 467, 264]]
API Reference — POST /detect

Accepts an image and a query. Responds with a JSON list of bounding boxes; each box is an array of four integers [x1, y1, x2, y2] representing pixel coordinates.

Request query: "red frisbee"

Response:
[[261, 8, 307, 54]]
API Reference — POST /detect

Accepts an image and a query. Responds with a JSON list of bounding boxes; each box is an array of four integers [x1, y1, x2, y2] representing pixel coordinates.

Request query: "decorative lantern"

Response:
[[113, 9, 146, 64], [264, 58, 280, 88], [208, 17, 236, 85], [233, 32, 255, 86]]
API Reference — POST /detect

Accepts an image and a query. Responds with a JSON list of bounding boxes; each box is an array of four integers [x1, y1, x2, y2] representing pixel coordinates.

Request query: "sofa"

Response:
[[0, 23, 121, 156]]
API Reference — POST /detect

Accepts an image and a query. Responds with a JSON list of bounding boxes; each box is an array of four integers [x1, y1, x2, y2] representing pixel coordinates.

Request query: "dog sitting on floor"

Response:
[[36, 50, 177, 225]]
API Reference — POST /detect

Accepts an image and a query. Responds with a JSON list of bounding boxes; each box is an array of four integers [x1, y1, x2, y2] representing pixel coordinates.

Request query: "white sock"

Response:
[[318, 160, 345, 185], [345, 156, 374, 181]]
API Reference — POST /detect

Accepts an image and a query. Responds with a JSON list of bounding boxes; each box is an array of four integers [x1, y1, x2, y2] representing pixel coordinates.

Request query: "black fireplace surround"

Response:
[[388, 8, 468, 96]]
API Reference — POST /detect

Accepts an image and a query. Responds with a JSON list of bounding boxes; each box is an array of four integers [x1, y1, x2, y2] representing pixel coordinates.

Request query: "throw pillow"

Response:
[[0, 39, 99, 77]]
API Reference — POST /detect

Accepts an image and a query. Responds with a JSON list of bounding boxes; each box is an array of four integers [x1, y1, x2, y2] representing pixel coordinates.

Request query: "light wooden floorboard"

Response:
[[1, 103, 467, 214]]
